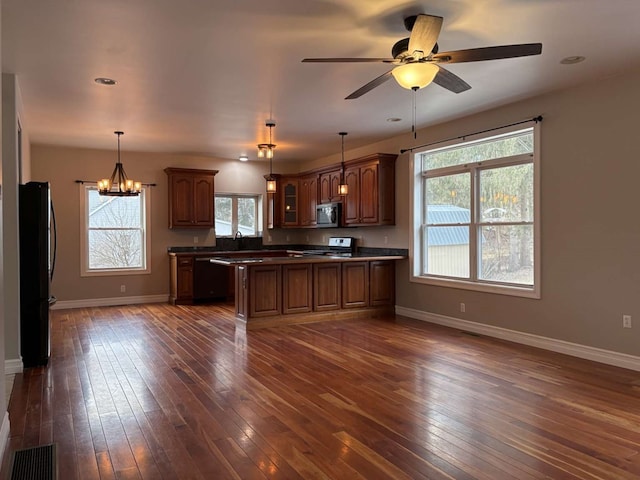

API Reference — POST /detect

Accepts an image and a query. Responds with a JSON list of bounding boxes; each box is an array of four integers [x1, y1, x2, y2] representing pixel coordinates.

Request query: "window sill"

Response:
[[410, 274, 540, 299], [81, 268, 151, 278]]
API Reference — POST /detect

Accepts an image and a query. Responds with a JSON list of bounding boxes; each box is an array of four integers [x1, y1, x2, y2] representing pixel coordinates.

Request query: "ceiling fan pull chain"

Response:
[[412, 86, 419, 140]]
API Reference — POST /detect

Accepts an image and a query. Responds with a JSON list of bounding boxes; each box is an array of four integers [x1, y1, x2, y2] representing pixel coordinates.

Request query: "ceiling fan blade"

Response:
[[345, 70, 394, 99], [302, 58, 395, 63], [433, 43, 542, 63], [433, 66, 471, 94], [408, 14, 443, 57]]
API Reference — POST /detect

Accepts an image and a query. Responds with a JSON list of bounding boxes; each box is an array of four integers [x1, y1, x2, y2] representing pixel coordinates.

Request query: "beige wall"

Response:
[[30, 147, 299, 303], [30, 65, 640, 358], [3, 73, 30, 363], [292, 67, 640, 357]]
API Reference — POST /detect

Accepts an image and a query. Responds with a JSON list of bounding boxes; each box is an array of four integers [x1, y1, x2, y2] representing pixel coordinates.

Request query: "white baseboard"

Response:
[[0, 412, 9, 467], [395, 306, 640, 372], [5, 359, 22, 375], [52, 294, 169, 310]]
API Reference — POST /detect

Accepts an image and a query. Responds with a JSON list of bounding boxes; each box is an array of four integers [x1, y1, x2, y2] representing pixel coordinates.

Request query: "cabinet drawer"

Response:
[[178, 257, 194, 267]]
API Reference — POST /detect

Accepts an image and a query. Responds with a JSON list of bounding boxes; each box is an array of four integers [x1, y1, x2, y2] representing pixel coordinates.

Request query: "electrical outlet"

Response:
[[384, 235, 388, 245], [193, 236, 199, 244], [305, 235, 310, 242], [120, 285, 126, 293], [623, 315, 632, 328], [460, 303, 466, 313], [322, 235, 327, 243], [268, 235, 272, 242], [286, 235, 290, 242]]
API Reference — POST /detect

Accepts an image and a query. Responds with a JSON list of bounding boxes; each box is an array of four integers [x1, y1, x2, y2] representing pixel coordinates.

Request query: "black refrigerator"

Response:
[[19, 181, 56, 368]]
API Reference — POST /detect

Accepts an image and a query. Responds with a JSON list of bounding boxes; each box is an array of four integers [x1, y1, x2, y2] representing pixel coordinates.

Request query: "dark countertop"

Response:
[[208, 251, 406, 266], [167, 244, 408, 258]]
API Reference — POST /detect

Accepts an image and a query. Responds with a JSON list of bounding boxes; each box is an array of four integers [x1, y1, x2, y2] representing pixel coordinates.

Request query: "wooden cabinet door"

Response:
[[299, 175, 318, 226], [281, 179, 299, 226], [193, 175, 215, 226], [369, 260, 395, 306], [359, 163, 379, 224], [341, 262, 369, 308], [319, 170, 341, 204], [283, 264, 312, 314], [343, 167, 360, 225], [176, 259, 194, 300], [170, 174, 195, 227], [249, 265, 281, 317], [313, 263, 341, 311]]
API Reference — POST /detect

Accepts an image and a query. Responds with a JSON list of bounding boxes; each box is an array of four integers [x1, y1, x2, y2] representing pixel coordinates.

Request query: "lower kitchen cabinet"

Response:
[[249, 265, 282, 317], [283, 264, 312, 314], [370, 260, 395, 306], [341, 262, 370, 308], [170, 256, 194, 304], [313, 263, 341, 311]]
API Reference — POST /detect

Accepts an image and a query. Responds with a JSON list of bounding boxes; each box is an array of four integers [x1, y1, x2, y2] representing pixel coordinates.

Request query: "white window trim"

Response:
[[410, 122, 541, 299], [80, 185, 152, 277]]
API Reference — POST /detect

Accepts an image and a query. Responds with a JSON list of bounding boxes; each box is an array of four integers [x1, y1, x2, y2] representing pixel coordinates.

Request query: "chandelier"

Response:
[[97, 131, 141, 196]]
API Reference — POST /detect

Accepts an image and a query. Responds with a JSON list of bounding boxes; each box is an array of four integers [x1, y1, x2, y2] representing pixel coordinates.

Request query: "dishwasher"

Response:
[[193, 257, 229, 301]]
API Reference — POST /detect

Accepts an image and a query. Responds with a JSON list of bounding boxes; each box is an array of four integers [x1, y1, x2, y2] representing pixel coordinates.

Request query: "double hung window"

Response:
[[80, 186, 151, 276]]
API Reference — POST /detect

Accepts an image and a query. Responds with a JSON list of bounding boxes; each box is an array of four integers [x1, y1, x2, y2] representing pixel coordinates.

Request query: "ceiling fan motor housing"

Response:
[[392, 38, 438, 60]]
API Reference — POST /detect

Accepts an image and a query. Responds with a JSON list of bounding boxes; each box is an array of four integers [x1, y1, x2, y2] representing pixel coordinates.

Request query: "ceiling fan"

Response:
[[302, 14, 542, 99]]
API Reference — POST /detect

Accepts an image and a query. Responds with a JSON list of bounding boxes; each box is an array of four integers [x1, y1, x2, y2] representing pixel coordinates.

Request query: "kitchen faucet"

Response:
[[233, 230, 243, 240]]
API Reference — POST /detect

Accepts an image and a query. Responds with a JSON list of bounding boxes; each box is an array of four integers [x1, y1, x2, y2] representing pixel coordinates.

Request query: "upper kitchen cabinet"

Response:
[[343, 153, 397, 226], [299, 174, 318, 227], [281, 177, 299, 226], [319, 168, 342, 204], [165, 168, 218, 228]]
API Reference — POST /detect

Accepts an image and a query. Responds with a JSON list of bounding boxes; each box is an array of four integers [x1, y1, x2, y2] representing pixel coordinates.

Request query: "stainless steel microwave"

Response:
[[316, 203, 341, 228]]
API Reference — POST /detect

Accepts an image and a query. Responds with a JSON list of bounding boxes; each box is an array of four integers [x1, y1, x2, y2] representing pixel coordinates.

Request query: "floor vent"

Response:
[[10, 444, 57, 480]]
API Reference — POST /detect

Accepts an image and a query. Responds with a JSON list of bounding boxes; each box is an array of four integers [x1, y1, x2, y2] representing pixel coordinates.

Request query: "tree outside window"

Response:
[[215, 195, 258, 236]]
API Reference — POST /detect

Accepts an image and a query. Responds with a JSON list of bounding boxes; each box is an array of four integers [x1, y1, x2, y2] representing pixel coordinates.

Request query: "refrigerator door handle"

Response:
[[50, 201, 57, 281]]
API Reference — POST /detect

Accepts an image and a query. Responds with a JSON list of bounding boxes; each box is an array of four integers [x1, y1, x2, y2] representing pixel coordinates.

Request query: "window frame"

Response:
[[80, 185, 152, 277], [410, 123, 541, 298], [214, 193, 262, 238]]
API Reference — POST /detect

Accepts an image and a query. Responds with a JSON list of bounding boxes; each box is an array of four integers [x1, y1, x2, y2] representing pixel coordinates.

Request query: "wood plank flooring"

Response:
[[2, 302, 640, 479]]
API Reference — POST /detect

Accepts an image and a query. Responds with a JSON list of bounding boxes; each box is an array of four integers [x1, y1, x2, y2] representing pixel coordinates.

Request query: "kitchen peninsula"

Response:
[[218, 252, 404, 329], [168, 243, 406, 330]]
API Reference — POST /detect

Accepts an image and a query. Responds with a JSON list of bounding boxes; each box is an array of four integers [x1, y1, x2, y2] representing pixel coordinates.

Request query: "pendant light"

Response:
[[97, 131, 141, 196], [259, 120, 277, 193], [338, 132, 348, 196]]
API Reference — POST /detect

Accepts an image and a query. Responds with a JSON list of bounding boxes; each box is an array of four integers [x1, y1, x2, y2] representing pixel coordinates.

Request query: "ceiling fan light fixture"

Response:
[[391, 63, 439, 90]]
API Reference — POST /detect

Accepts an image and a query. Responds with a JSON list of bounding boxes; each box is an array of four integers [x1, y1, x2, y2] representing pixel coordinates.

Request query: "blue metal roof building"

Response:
[[426, 205, 470, 246]]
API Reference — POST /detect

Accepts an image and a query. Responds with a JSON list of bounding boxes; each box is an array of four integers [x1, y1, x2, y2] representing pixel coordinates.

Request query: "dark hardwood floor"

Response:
[[2, 302, 640, 479]]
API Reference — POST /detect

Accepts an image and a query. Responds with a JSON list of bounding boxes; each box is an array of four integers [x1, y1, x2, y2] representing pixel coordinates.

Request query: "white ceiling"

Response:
[[3, 0, 640, 163]]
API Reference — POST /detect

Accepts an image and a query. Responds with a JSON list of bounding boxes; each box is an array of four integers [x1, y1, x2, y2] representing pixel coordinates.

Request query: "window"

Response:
[[411, 124, 540, 297], [215, 194, 260, 237], [80, 185, 151, 276]]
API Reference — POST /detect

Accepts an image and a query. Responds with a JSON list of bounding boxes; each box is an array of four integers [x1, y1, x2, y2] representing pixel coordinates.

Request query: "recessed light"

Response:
[[238, 155, 249, 162], [386, 117, 402, 123], [560, 56, 586, 65], [94, 77, 117, 86]]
